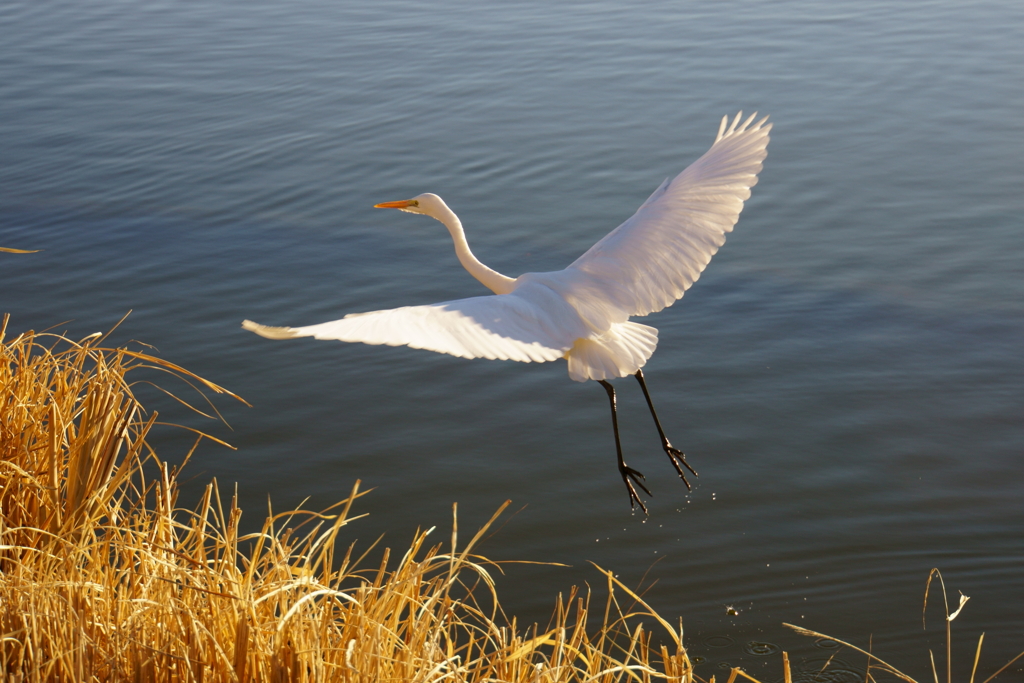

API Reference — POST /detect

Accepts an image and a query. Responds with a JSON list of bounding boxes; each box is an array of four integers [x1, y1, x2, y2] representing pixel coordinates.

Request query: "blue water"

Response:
[[3, 0, 1023, 677]]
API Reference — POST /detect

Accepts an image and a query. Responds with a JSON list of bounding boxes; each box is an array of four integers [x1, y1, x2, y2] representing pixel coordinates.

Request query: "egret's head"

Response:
[[374, 192, 447, 217]]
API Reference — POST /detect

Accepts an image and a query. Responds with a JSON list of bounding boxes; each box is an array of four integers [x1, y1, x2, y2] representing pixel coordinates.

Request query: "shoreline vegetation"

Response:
[[1, 313, 1019, 682], [0, 315, 694, 682]]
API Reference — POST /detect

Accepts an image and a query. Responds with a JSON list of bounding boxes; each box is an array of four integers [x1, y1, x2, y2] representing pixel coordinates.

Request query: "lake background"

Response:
[[2, 0, 1022, 678]]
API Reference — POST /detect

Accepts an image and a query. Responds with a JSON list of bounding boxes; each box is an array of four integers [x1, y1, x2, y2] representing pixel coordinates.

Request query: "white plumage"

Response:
[[243, 111, 771, 511]]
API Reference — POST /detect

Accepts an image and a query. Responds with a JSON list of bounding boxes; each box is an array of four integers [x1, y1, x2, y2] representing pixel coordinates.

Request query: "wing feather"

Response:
[[243, 283, 585, 364], [567, 112, 770, 318]]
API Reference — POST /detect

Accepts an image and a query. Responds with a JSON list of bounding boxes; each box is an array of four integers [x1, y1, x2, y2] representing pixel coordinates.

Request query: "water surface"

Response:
[[2, 1, 1022, 677]]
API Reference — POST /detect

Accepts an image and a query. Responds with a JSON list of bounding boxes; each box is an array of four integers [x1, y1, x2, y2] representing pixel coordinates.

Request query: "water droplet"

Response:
[[743, 641, 781, 656]]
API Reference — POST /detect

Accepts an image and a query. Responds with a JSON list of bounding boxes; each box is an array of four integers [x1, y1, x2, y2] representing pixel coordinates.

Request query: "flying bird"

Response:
[[244, 111, 770, 512]]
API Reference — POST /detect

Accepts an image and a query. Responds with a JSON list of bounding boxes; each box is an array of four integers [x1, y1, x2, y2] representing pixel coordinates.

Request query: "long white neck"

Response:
[[431, 202, 516, 295]]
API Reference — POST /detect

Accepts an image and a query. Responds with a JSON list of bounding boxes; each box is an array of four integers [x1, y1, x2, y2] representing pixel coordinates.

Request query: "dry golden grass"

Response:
[[3, 314, 1018, 683], [0, 316, 698, 682]]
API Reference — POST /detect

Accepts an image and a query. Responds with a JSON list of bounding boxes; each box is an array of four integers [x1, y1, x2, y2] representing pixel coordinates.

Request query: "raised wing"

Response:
[[242, 282, 586, 363], [568, 111, 770, 318]]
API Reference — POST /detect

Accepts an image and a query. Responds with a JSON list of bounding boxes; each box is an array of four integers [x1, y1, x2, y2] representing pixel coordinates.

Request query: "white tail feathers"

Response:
[[566, 322, 659, 382]]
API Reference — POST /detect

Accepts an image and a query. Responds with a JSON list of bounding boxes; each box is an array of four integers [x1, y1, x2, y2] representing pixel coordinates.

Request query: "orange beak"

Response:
[[374, 199, 417, 209]]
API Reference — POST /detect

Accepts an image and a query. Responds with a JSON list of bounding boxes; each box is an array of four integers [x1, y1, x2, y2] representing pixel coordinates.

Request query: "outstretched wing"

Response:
[[568, 111, 771, 318], [243, 282, 586, 363]]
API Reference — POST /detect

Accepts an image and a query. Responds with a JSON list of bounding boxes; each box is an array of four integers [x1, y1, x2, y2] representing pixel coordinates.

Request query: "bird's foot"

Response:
[[664, 444, 697, 490], [619, 464, 652, 514]]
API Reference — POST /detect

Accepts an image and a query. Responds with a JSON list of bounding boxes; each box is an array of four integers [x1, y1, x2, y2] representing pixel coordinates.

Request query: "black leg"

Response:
[[600, 379, 651, 513], [634, 369, 697, 489]]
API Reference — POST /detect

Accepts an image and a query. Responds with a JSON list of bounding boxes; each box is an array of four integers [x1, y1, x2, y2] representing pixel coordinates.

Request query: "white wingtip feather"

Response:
[[716, 114, 728, 143], [242, 319, 300, 340], [725, 110, 743, 137]]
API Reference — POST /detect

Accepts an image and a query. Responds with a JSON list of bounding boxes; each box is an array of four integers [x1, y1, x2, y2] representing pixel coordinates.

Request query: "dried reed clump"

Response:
[[5, 317, 1015, 683], [0, 315, 697, 682]]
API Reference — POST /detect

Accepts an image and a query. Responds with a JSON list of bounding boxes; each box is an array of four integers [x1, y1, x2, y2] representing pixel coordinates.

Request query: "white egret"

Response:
[[244, 111, 771, 512]]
